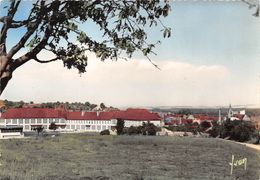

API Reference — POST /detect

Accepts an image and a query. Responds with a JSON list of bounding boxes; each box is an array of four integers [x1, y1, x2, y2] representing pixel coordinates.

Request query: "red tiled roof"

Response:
[[66, 109, 160, 121], [194, 115, 218, 121], [1, 108, 65, 119], [66, 111, 97, 120], [120, 108, 161, 121], [1, 108, 161, 121]]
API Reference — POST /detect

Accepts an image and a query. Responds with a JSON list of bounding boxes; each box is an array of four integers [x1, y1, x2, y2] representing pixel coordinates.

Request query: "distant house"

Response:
[[0, 108, 162, 132], [120, 108, 162, 127], [164, 114, 192, 126], [226, 104, 251, 121], [230, 114, 251, 121], [192, 115, 217, 124]]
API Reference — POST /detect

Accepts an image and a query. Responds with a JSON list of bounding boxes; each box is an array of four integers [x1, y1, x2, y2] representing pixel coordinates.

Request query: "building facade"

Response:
[[0, 108, 162, 132]]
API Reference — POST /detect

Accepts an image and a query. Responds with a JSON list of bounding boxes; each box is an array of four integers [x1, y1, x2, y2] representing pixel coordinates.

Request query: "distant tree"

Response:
[[209, 120, 256, 142], [49, 122, 57, 131], [229, 121, 255, 142], [88, 104, 97, 110], [100, 129, 110, 135], [178, 109, 191, 115], [146, 122, 157, 136], [199, 121, 211, 132], [127, 126, 139, 135], [34, 126, 44, 136], [116, 119, 125, 135], [100, 103, 106, 110]]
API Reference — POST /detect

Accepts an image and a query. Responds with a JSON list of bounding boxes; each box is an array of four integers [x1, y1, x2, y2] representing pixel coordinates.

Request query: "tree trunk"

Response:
[[0, 55, 12, 96]]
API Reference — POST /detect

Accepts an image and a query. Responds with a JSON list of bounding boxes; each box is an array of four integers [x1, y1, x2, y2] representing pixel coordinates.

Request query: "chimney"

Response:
[[97, 111, 100, 117], [81, 111, 85, 117]]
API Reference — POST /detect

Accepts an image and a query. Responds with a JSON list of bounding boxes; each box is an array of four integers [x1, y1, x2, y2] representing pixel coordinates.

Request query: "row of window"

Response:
[[19, 125, 111, 131], [0, 118, 65, 124], [66, 120, 113, 125], [66, 125, 111, 131], [0, 119, 115, 125]]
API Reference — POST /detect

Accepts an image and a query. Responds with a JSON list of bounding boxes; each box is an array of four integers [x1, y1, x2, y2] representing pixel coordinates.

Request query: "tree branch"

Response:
[[7, 1, 46, 58], [0, 0, 20, 53], [10, 0, 61, 70], [34, 56, 59, 63], [0, 16, 5, 23], [7, 20, 42, 58]]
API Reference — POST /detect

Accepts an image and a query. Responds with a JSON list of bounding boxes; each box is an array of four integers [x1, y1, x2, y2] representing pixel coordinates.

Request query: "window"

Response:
[[12, 119, 17, 124], [55, 119, 60, 123], [37, 119, 42, 124], [19, 119, 23, 124], [0, 119, 5, 124], [25, 119, 30, 124], [43, 119, 47, 124], [25, 125, 30, 130], [97, 125, 101, 130], [60, 119, 65, 123], [86, 125, 90, 130], [81, 125, 85, 130], [111, 119, 117, 124], [76, 125, 80, 130], [102, 125, 106, 130], [91, 125, 96, 130], [6, 119, 11, 124], [31, 119, 35, 124], [71, 125, 75, 129], [66, 125, 70, 129]]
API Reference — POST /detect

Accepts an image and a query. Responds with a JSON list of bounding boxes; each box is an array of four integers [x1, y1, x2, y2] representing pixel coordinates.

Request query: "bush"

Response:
[[199, 121, 211, 131], [127, 126, 139, 135], [116, 119, 125, 135], [209, 120, 256, 142], [122, 122, 159, 136], [49, 122, 57, 131], [100, 129, 110, 135], [146, 122, 157, 136]]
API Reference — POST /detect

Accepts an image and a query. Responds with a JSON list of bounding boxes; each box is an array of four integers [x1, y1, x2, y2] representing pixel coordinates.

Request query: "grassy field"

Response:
[[0, 134, 259, 180]]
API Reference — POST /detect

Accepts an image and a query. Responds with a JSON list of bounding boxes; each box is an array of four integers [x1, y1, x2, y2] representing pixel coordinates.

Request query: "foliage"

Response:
[[146, 122, 157, 135], [209, 120, 256, 142], [49, 122, 57, 131], [0, 0, 171, 94], [123, 122, 159, 136], [116, 119, 125, 135], [126, 126, 140, 135], [100, 129, 110, 135], [34, 126, 44, 136], [1, 100, 117, 112], [100, 103, 106, 110], [178, 109, 191, 115], [199, 121, 211, 132]]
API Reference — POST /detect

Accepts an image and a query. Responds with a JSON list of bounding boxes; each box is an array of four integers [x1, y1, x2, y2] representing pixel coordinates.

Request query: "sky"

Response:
[[0, 1, 260, 108]]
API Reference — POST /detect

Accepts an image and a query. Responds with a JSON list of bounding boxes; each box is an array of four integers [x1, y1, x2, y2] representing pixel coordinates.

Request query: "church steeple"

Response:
[[227, 104, 233, 119]]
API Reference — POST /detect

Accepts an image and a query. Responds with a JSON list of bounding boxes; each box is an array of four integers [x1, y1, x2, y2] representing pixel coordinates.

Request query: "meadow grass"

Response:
[[0, 134, 259, 180]]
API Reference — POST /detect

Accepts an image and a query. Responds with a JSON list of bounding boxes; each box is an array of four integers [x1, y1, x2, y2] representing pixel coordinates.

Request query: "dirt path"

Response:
[[238, 142, 260, 151]]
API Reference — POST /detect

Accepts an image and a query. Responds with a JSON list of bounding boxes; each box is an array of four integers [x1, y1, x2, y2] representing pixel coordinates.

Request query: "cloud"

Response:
[[1, 50, 235, 107]]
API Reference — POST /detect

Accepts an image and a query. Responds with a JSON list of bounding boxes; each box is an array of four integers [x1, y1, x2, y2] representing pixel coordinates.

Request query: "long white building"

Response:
[[0, 108, 162, 132]]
